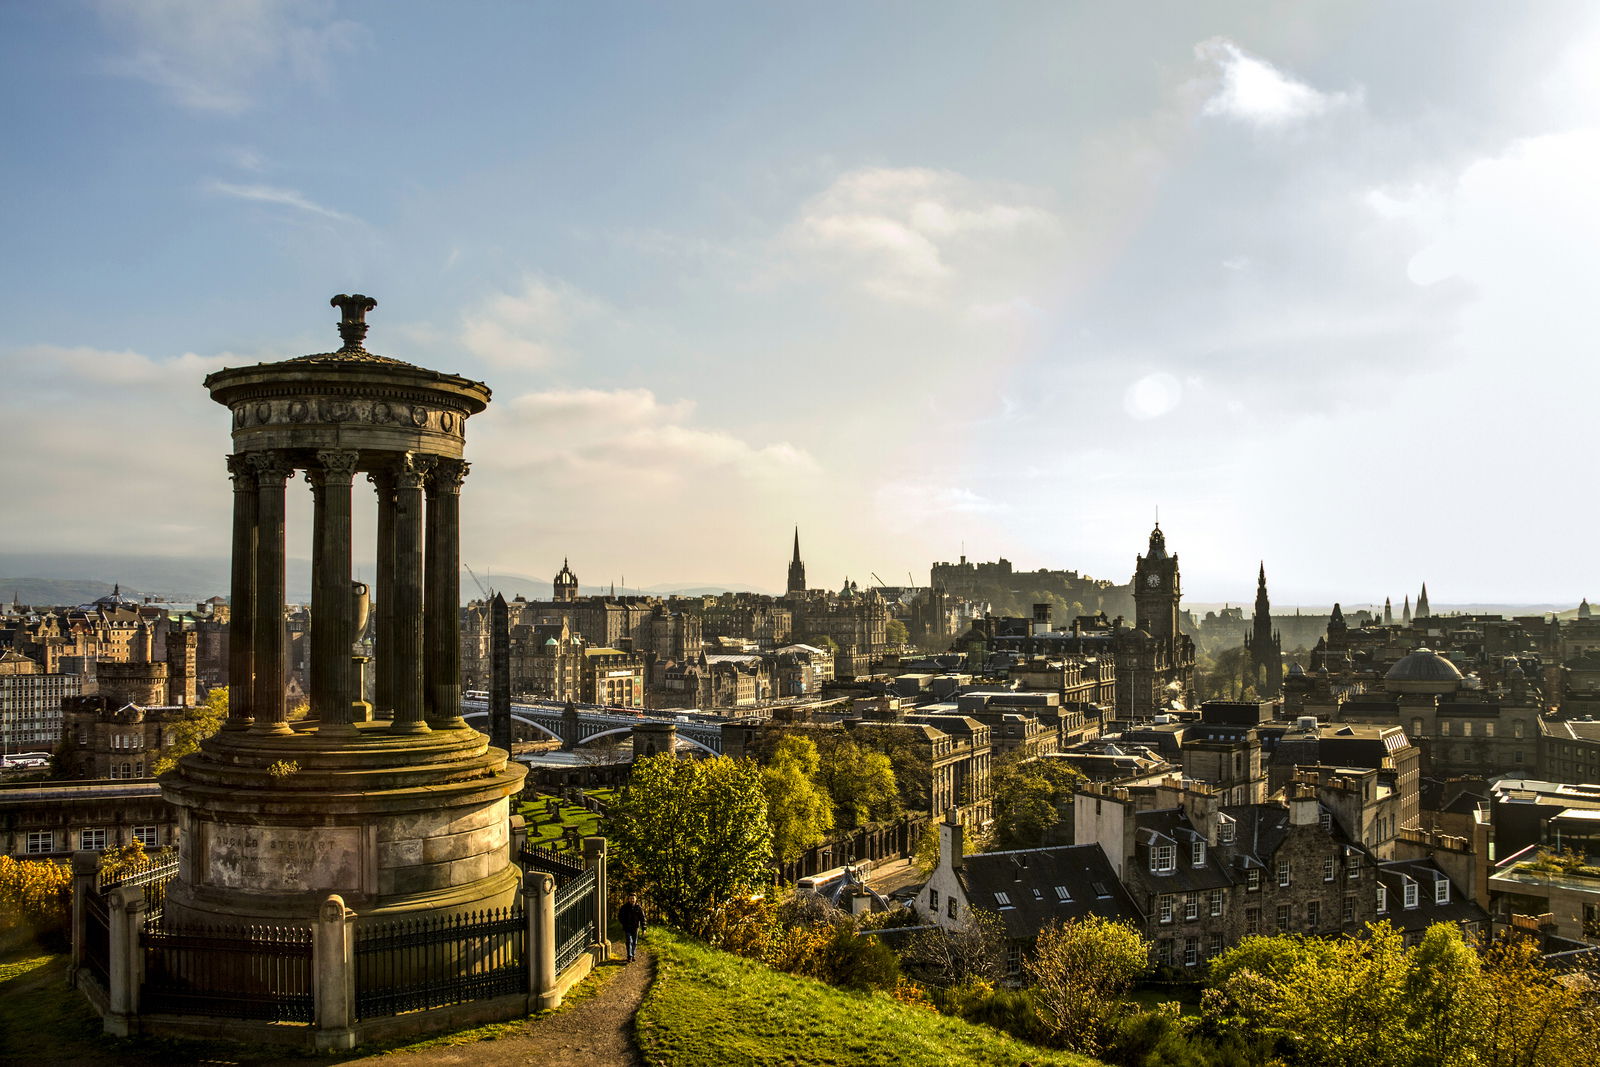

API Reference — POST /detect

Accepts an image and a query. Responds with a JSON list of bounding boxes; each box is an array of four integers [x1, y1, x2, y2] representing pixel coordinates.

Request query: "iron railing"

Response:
[[141, 921, 314, 1022], [97, 850, 179, 893], [354, 906, 526, 1020], [553, 867, 597, 974], [519, 843, 586, 888]]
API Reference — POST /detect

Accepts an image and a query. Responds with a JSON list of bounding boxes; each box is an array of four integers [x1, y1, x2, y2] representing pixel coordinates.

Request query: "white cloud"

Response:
[[1196, 38, 1356, 128], [482, 388, 816, 483], [783, 167, 1057, 303], [458, 278, 605, 369], [98, 0, 363, 113], [9, 345, 232, 388], [875, 482, 1006, 521], [204, 180, 356, 222]]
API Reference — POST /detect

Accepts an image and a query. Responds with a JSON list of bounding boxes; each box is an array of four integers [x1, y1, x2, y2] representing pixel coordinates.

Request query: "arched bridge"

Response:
[[460, 698, 730, 755]]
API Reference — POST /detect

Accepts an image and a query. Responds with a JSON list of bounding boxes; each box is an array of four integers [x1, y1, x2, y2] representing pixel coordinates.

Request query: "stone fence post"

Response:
[[526, 872, 556, 1010], [583, 836, 609, 961], [103, 884, 146, 1036], [69, 851, 98, 985], [314, 893, 357, 1051]]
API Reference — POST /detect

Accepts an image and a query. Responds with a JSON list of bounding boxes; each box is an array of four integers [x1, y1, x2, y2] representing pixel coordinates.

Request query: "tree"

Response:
[[761, 735, 834, 863], [885, 619, 909, 647], [902, 907, 1007, 986], [1027, 915, 1149, 1055], [152, 686, 228, 776], [990, 754, 1083, 850], [604, 753, 772, 939], [1203, 922, 1600, 1067], [813, 737, 900, 829]]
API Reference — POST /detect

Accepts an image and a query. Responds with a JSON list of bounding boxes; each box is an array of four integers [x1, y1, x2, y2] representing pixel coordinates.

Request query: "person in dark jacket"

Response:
[[618, 895, 647, 962]]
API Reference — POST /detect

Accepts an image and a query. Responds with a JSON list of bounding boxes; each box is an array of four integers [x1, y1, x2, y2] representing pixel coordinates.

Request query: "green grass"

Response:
[[634, 929, 1104, 1067], [520, 791, 604, 851]]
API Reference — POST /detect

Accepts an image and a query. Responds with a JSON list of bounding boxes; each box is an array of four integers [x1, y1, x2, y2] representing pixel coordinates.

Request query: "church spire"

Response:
[[1384, 597, 1393, 626], [786, 528, 807, 596], [1417, 582, 1430, 619], [1403, 594, 1412, 625]]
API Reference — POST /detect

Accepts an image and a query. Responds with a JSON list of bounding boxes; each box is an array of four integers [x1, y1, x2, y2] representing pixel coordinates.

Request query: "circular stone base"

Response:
[[158, 721, 527, 928]]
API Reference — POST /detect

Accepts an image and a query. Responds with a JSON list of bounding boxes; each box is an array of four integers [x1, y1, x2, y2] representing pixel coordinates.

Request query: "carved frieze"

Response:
[[229, 396, 468, 436]]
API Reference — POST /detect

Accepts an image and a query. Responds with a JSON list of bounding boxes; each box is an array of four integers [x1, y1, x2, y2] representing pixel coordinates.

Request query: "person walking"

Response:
[[619, 894, 647, 962]]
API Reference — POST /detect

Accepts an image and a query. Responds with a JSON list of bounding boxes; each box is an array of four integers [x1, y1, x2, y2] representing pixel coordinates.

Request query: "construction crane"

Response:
[[870, 572, 887, 589], [907, 571, 916, 591], [465, 564, 490, 599]]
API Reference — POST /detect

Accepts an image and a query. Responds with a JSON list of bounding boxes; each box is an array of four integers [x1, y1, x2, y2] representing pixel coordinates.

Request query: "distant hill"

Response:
[[0, 577, 150, 608]]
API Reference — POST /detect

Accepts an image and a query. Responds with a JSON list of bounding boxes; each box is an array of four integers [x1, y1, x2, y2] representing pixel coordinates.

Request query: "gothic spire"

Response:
[[792, 526, 801, 563], [1417, 582, 1431, 619]]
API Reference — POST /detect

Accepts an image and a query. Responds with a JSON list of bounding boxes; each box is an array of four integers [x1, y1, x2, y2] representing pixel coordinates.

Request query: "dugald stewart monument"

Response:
[[169, 294, 526, 925]]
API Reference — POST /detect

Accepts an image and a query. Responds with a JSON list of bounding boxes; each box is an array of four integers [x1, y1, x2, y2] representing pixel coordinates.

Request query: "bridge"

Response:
[[460, 698, 733, 755]]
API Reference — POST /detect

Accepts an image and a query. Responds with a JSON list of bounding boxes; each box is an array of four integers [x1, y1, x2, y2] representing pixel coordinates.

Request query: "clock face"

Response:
[[1146, 574, 1161, 588]]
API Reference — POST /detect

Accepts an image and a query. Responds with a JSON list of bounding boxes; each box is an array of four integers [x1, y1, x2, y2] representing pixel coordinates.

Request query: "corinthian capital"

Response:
[[395, 452, 434, 490], [225, 453, 257, 491], [246, 451, 296, 486], [313, 449, 361, 484], [429, 458, 469, 495]]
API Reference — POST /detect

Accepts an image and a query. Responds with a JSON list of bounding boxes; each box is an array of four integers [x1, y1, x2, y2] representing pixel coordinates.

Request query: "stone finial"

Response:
[[330, 293, 377, 352]]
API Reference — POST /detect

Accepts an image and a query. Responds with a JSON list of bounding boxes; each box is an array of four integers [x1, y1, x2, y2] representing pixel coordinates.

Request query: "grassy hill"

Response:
[[635, 929, 1102, 1067]]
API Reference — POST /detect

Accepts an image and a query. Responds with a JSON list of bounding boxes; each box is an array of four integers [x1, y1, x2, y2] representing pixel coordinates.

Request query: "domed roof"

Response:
[[1384, 648, 1463, 684]]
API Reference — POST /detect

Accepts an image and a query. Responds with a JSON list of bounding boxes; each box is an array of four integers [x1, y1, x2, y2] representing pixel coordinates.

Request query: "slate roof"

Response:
[[1374, 859, 1489, 934], [956, 843, 1141, 940], [1132, 809, 1236, 892]]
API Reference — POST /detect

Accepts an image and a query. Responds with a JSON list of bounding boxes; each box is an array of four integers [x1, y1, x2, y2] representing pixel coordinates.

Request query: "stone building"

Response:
[[1334, 648, 1541, 779], [581, 646, 646, 707], [1075, 775, 1405, 970], [0, 778, 175, 859], [916, 808, 1139, 975]]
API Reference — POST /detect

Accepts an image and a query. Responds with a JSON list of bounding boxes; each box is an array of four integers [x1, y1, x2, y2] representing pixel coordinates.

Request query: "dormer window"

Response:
[[1404, 879, 1418, 909], [1377, 885, 1388, 913], [1434, 879, 1450, 905], [1219, 819, 1236, 845], [1191, 841, 1206, 867], [1151, 843, 1176, 873]]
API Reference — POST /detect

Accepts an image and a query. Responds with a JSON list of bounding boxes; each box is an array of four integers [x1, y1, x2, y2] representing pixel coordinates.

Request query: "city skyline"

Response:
[[4, 3, 1599, 603]]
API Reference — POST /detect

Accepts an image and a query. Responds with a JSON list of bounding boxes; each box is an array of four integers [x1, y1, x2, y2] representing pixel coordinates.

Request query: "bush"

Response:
[[0, 856, 72, 949], [811, 921, 900, 991], [930, 980, 1055, 1046]]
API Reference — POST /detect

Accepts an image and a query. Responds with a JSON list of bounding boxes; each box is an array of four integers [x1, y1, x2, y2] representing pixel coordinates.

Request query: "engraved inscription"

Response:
[[206, 823, 362, 892]]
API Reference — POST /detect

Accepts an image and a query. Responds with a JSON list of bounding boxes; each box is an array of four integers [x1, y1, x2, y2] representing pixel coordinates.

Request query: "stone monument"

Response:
[[160, 294, 526, 927]]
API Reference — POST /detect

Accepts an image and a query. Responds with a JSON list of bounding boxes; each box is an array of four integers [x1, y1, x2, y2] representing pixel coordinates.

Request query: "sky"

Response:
[[2, 1, 1599, 606]]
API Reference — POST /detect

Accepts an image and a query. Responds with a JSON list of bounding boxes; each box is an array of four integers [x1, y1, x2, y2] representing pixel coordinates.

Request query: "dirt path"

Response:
[[342, 945, 655, 1067]]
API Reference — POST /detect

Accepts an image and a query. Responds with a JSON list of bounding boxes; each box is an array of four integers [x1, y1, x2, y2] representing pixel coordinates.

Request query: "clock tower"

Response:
[[1133, 523, 1181, 644]]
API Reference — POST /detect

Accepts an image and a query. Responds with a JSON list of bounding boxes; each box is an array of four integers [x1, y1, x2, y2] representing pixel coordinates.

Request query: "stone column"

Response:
[[249, 452, 294, 734], [527, 872, 557, 1009], [391, 453, 432, 733], [424, 459, 468, 730], [69, 851, 98, 984], [309, 450, 359, 733], [367, 469, 397, 720], [104, 884, 146, 1035], [313, 894, 356, 1051], [225, 454, 257, 729]]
